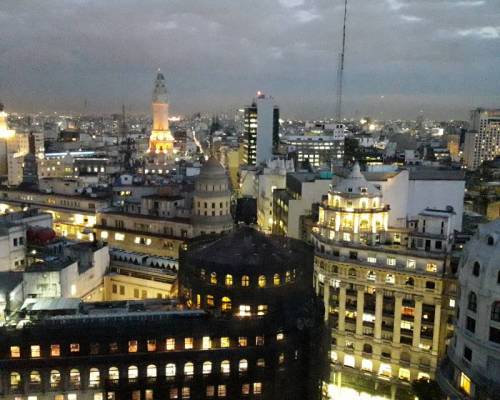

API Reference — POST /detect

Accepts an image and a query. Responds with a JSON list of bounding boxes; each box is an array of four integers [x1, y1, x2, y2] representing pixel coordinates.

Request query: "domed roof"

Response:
[[184, 226, 311, 273], [460, 219, 500, 295], [333, 162, 381, 197], [198, 156, 228, 179]]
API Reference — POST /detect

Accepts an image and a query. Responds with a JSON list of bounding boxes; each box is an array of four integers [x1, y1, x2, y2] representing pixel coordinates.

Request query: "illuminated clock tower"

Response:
[[147, 69, 175, 165]]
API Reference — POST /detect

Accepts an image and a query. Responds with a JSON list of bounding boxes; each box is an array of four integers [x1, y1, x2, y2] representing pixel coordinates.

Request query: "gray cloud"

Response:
[[0, 0, 499, 119]]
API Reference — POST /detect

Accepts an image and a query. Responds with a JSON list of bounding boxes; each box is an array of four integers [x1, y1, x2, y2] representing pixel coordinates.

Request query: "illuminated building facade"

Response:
[[463, 108, 500, 170], [147, 70, 176, 169], [0, 228, 326, 400], [439, 220, 500, 400], [312, 163, 456, 400]]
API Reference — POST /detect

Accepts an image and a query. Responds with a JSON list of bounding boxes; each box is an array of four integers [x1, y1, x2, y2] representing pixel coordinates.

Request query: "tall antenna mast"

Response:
[[336, 0, 348, 123]]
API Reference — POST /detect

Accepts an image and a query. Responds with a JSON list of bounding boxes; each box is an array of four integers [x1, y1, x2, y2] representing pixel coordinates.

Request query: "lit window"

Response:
[[166, 363, 176, 377], [89, 368, 100, 387], [184, 338, 193, 350], [257, 358, 266, 367], [51, 344, 60, 357], [31, 345, 41, 358], [147, 340, 156, 352], [285, 271, 291, 283], [222, 297, 232, 312], [210, 272, 217, 284], [50, 370, 61, 388], [169, 388, 178, 399], [218, 385, 227, 397], [30, 370, 41, 384], [206, 295, 214, 306], [69, 369, 81, 386], [361, 359, 373, 372], [128, 366, 138, 380], [147, 365, 157, 378], [242, 384, 250, 395], [114, 233, 125, 241], [367, 256, 377, 264], [253, 382, 262, 395], [166, 338, 175, 351], [378, 363, 392, 378], [366, 271, 376, 281], [10, 346, 20, 358], [407, 259, 416, 269], [239, 359, 248, 372], [202, 336, 212, 350], [239, 304, 251, 317], [343, 232, 351, 241], [10, 372, 21, 388], [225, 274, 233, 286], [181, 387, 190, 399], [344, 354, 355, 368], [258, 275, 266, 287], [238, 337, 247, 347], [256, 336, 264, 346], [108, 367, 119, 381], [128, 340, 138, 353], [257, 305, 268, 316], [278, 353, 285, 364], [203, 361, 212, 375], [184, 362, 194, 376], [426, 263, 438, 273], [387, 257, 396, 266], [276, 332, 284, 341], [273, 274, 281, 286], [449, 299, 456, 308], [241, 275, 250, 287], [460, 372, 471, 396], [385, 274, 395, 284], [399, 368, 410, 381], [206, 386, 215, 397], [221, 360, 230, 374], [221, 337, 230, 348]]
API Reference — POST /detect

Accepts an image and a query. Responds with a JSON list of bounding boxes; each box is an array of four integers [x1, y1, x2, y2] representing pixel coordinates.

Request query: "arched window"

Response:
[[184, 362, 194, 376], [89, 368, 100, 387], [405, 277, 414, 286], [108, 367, 119, 381], [473, 262, 480, 277], [69, 369, 81, 386], [221, 360, 230, 375], [241, 275, 250, 287], [491, 301, 500, 322], [348, 268, 356, 277], [468, 291, 477, 312], [146, 364, 157, 378], [210, 272, 217, 284], [273, 274, 281, 286], [258, 275, 266, 288], [30, 370, 41, 384], [239, 359, 248, 372], [487, 236, 495, 246], [10, 372, 21, 388], [221, 297, 232, 312], [128, 365, 138, 380], [385, 274, 395, 284], [225, 274, 233, 286], [203, 361, 212, 375], [50, 370, 61, 388], [363, 344, 372, 354], [367, 271, 376, 281], [166, 363, 176, 377]]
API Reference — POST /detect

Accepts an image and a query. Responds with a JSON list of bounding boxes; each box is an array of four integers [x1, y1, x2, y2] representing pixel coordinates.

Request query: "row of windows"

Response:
[[9, 359, 268, 388], [197, 296, 269, 316], [200, 270, 296, 287], [467, 292, 500, 322], [9, 334, 284, 358], [470, 261, 500, 284]]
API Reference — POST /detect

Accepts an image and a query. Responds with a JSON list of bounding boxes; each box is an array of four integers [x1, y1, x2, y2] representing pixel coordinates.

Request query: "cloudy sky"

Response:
[[0, 0, 499, 119]]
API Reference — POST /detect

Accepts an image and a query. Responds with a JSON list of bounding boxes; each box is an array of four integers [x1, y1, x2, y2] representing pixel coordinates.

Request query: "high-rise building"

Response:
[[463, 108, 500, 170], [146, 70, 175, 170], [242, 93, 279, 166], [438, 219, 500, 400], [312, 163, 456, 399]]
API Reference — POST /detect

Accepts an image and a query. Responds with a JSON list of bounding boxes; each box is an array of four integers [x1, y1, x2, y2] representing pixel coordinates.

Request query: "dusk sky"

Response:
[[1, 0, 499, 120]]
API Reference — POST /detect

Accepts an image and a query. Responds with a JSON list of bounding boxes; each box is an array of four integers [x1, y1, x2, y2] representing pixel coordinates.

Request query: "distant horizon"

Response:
[[1, 0, 499, 121]]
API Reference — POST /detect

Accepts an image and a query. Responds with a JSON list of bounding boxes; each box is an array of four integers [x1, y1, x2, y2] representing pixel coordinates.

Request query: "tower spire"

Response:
[[336, 0, 348, 123]]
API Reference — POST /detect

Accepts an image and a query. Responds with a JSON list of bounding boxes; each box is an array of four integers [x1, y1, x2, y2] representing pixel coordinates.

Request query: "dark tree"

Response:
[[411, 378, 443, 400]]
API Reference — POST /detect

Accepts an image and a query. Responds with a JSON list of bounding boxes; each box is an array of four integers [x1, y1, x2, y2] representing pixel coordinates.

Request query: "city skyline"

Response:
[[1, 0, 499, 119]]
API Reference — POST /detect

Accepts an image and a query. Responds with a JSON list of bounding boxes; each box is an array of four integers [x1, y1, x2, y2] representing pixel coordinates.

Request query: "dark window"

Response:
[[492, 301, 500, 322], [101, 218, 107, 226], [435, 241, 442, 250], [425, 281, 435, 290], [497, 271, 500, 284], [487, 236, 494, 246], [490, 327, 500, 344], [363, 344, 372, 353], [405, 277, 414, 287], [119, 286, 125, 295], [349, 251, 358, 260], [468, 291, 477, 312], [463, 346, 472, 362], [13, 238, 17, 246], [466, 317, 476, 333], [473, 262, 480, 277]]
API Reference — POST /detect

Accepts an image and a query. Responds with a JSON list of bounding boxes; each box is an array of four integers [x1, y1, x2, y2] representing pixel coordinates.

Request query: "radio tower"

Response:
[[336, 0, 348, 123]]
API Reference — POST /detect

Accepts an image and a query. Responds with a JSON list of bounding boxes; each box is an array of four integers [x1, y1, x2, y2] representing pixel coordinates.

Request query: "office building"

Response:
[[313, 163, 456, 399], [463, 108, 500, 170], [439, 219, 500, 400], [242, 94, 279, 166]]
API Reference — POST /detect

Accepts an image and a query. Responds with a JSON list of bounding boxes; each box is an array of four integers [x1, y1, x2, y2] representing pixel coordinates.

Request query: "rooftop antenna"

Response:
[[336, 0, 348, 123]]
